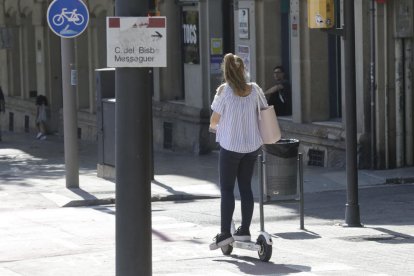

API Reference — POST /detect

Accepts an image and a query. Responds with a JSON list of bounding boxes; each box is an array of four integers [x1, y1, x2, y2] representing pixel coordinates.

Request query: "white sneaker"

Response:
[[40, 135, 47, 140], [36, 133, 42, 139]]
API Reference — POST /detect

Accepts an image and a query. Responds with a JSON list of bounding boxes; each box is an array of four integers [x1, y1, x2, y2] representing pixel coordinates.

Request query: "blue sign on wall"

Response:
[[47, 0, 89, 38]]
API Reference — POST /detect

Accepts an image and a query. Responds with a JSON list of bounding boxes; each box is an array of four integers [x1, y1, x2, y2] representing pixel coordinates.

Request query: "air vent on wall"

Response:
[[308, 149, 324, 167]]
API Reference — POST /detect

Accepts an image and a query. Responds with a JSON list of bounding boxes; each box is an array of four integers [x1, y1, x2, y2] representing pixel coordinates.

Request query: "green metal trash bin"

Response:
[[262, 139, 300, 198]]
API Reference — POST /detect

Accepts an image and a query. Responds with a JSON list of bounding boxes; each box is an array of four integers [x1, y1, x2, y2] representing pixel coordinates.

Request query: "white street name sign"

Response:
[[106, 17, 167, 67]]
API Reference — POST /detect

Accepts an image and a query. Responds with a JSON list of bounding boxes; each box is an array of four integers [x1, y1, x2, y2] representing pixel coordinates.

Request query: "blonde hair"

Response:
[[222, 53, 248, 96]]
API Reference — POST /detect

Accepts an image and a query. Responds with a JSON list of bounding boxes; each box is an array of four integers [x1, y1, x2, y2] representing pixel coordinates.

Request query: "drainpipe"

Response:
[[384, 3, 389, 169], [405, 39, 413, 165], [395, 38, 404, 167], [370, 0, 376, 169]]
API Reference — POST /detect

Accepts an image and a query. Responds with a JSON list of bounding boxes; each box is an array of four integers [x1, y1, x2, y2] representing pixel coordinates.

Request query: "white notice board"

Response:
[[106, 17, 167, 67]]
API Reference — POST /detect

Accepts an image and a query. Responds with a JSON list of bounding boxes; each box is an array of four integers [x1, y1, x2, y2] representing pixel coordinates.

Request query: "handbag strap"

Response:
[[255, 84, 267, 120], [216, 83, 226, 96]]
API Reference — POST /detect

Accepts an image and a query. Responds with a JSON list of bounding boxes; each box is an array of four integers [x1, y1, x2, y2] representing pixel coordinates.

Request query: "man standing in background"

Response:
[[265, 66, 292, 116]]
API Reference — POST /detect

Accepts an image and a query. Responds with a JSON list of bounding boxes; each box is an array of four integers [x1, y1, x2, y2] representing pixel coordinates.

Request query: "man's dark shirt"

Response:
[[268, 80, 292, 116]]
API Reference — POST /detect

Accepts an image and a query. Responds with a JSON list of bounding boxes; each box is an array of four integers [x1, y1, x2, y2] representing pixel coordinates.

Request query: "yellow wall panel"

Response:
[[308, 0, 335, 29]]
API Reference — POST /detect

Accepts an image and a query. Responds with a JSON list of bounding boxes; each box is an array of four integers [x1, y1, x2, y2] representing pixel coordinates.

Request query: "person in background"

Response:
[[265, 66, 292, 116], [0, 87, 5, 141], [35, 95, 48, 140], [209, 53, 268, 250]]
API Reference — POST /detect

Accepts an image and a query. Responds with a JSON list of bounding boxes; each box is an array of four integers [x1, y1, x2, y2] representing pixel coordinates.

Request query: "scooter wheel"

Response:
[[221, 244, 233, 255], [257, 235, 272, 262]]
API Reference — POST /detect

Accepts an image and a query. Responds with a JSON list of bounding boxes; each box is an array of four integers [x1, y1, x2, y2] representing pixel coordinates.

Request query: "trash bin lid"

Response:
[[262, 138, 300, 158]]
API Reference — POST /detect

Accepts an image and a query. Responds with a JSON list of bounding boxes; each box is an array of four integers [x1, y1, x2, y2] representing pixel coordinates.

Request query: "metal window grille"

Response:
[[8, 112, 13, 132], [308, 149, 324, 167], [163, 122, 173, 149], [24, 115, 29, 133]]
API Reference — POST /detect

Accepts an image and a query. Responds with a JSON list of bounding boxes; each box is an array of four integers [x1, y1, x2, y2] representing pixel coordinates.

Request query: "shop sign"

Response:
[[210, 38, 223, 74], [182, 11, 199, 64], [238, 9, 249, 39]]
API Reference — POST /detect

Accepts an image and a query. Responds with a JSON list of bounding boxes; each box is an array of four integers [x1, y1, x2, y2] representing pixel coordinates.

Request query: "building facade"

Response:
[[1, 0, 413, 169]]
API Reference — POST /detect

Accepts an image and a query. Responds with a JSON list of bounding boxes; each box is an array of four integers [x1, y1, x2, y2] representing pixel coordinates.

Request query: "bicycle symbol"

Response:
[[52, 8, 85, 26]]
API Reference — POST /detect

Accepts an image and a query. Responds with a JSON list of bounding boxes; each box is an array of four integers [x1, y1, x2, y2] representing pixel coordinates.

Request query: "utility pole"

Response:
[[343, 0, 362, 227], [61, 39, 79, 188], [115, 1, 152, 276]]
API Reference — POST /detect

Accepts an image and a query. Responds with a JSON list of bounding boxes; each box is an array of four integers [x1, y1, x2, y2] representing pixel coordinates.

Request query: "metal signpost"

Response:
[[47, 0, 89, 188], [343, 0, 362, 227], [312, 0, 362, 227], [108, 1, 167, 273]]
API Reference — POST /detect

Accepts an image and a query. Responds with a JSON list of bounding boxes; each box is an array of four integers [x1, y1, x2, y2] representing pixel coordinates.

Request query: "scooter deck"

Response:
[[232, 240, 261, 251]]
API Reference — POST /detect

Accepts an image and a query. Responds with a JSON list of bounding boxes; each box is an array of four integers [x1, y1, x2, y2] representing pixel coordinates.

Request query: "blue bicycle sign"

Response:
[[47, 0, 89, 38], [52, 8, 85, 26]]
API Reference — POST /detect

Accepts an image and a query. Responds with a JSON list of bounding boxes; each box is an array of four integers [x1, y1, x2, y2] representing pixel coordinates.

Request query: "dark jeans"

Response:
[[219, 147, 260, 234]]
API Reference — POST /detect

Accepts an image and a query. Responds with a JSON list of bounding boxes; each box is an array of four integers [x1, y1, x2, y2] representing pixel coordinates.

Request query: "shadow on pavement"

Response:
[[89, 206, 178, 242], [274, 230, 321, 240], [273, 184, 414, 227], [152, 179, 195, 199], [215, 256, 310, 275], [0, 133, 97, 184], [70, 188, 99, 199], [154, 150, 219, 183], [365, 227, 414, 244], [2, 132, 220, 185]]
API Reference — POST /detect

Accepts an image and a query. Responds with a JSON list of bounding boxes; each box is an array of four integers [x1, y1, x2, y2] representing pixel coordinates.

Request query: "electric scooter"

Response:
[[218, 154, 273, 262]]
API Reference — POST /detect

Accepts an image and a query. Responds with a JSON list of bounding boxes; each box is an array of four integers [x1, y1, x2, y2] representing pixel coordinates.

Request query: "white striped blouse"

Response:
[[211, 82, 268, 153]]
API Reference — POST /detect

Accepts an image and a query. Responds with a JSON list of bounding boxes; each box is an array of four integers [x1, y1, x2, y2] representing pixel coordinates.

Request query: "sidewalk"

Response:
[[0, 131, 222, 209], [1, 131, 412, 208], [1, 131, 414, 275], [1, 131, 414, 208]]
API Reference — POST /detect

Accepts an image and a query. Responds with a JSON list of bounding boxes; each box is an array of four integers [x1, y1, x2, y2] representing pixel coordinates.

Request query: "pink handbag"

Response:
[[257, 88, 281, 144]]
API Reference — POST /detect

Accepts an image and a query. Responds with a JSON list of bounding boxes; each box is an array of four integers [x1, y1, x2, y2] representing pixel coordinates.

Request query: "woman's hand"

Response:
[[210, 112, 221, 133]]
